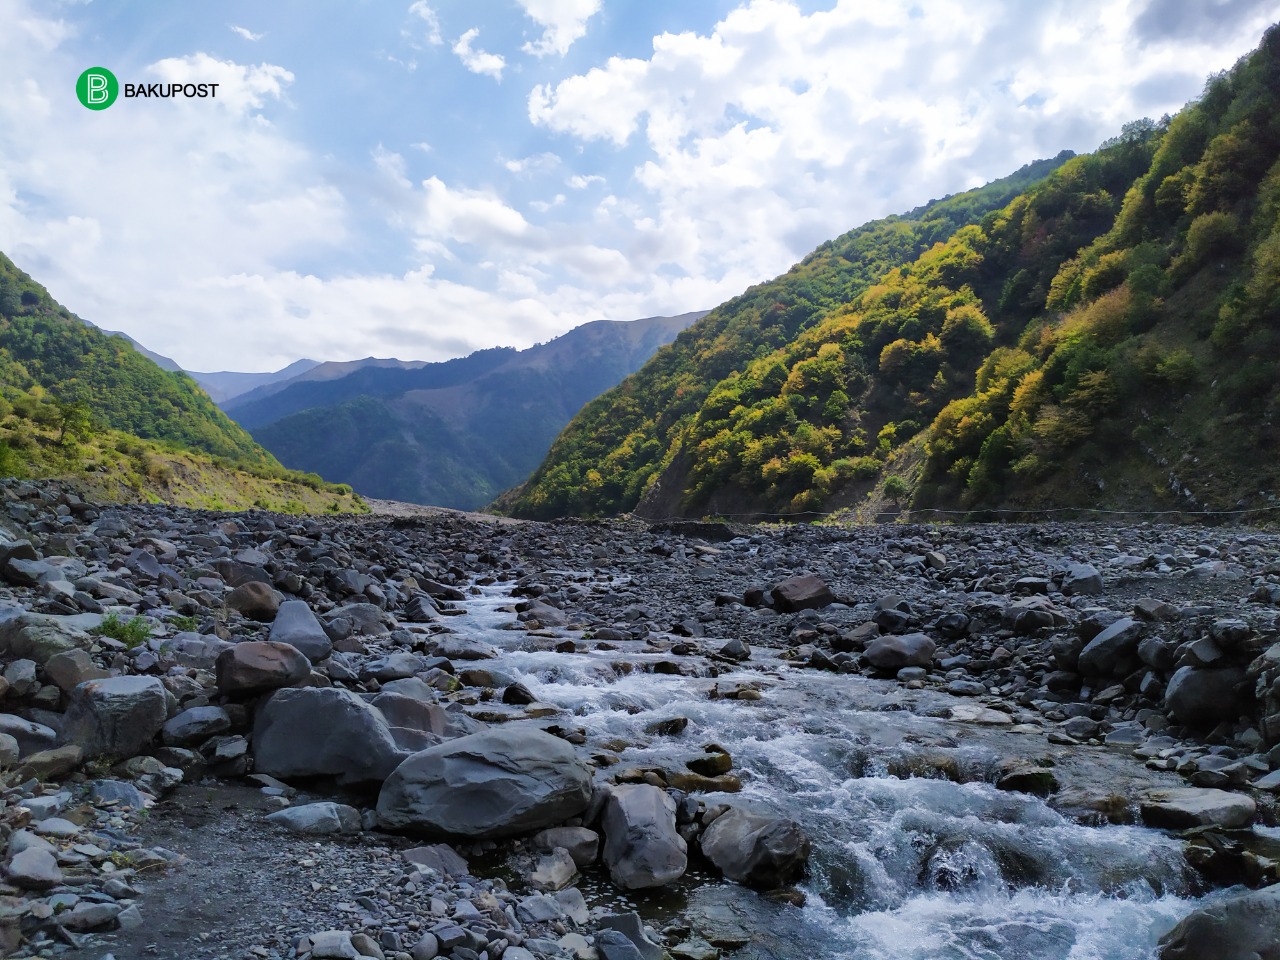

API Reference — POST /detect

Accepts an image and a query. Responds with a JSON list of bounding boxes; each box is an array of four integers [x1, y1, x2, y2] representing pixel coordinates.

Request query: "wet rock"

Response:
[[534, 826, 600, 867], [268, 600, 333, 663], [699, 807, 810, 889], [376, 728, 592, 838], [215, 640, 310, 695], [601, 784, 687, 889], [63, 676, 168, 759], [1164, 666, 1247, 727], [597, 913, 665, 960], [1158, 883, 1280, 960], [996, 765, 1059, 796], [863, 633, 935, 671], [1140, 787, 1257, 830]]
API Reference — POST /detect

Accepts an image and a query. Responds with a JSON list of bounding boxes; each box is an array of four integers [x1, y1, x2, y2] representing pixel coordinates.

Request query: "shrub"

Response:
[[90, 612, 152, 649]]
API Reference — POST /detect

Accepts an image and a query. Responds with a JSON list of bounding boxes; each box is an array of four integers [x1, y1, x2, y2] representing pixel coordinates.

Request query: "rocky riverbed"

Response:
[[2, 479, 1280, 959]]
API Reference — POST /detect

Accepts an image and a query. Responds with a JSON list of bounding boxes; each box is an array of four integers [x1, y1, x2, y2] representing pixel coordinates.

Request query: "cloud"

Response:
[[229, 25, 263, 42], [505, 152, 560, 175], [567, 173, 604, 189], [452, 28, 505, 79], [147, 53, 293, 115], [528, 0, 1280, 300], [1131, 0, 1279, 45], [407, 1, 443, 46], [517, 0, 601, 56]]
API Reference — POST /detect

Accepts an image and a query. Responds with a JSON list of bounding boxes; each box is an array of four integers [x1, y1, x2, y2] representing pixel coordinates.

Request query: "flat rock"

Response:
[[376, 728, 592, 839], [1140, 788, 1257, 830], [6, 846, 62, 890], [1158, 883, 1280, 960]]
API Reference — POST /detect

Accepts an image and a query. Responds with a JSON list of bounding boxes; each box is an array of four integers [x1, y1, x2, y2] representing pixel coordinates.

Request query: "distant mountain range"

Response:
[[196, 312, 706, 510]]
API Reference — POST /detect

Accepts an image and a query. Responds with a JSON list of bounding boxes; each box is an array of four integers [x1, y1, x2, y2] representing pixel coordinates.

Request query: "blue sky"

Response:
[[1, 0, 1278, 371]]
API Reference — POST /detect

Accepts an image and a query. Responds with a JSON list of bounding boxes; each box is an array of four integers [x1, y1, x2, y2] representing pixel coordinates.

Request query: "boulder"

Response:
[[699, 807, 810, 889], [215, 641, 310, 695], [376, 729, 591, 839], [62, 676, 168, 759], [162, 706, 232, 747], [266, 802, 361, 835], [1140, 787, 1256, 830], [601, 784, 687, 889], [0, 613, 86, 665], [5, 847, 62, 890], [43, 649, 109, 693], [0, 715, 58, 756], [225, 581, 281, 622], [533, 826, 599, 867], [1077, 618, 1142, 675], [863, 633, 935, 671], [1158, 883, 1280, 960], [769, 575, 834, 613], [252, 687, 408, 784], [597, 913, 665, 960], [1164, 666, 1247, 727], [1060, 563, 1103, 596], [269, 600, 332, 663]]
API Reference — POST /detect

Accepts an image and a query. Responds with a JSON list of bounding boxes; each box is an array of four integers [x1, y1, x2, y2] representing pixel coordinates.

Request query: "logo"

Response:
[[76, 67, 119, 110]]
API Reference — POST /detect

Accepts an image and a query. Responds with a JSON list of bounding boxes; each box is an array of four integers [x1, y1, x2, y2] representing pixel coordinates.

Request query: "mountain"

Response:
[[239, 312, 706, 510], [0, 252, 364, 513], [186, 359, 323, 405], [502, 23, 1280, 522], [220, 357, 430, 410]]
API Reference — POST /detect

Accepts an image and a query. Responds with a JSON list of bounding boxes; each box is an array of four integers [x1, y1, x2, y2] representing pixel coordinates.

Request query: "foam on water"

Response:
[[452, 584, 1209, 960]]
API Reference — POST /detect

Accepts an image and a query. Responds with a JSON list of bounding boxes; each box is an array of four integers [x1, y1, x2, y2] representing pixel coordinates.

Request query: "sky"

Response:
[[1, 0, 1278, 372]]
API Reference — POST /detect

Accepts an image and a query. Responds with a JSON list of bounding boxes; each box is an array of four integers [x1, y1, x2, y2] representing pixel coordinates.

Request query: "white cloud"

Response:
[[567, 173, 604, 189], [147, 53, 293, 115], [407, 1, 443, 45], [529, 0, 1280, 297], [229, 25, 263, 42], [452, 28, 505, 79], [517, 0, 601, 56], [504, 152, 560, 175]]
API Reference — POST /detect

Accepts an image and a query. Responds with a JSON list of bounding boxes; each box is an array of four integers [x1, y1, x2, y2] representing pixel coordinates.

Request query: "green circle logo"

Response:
[[76, 67, 119, 110]]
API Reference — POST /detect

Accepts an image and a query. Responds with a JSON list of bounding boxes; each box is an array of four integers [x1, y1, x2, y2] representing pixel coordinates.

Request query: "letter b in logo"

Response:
[[76, 67, 119, 110]]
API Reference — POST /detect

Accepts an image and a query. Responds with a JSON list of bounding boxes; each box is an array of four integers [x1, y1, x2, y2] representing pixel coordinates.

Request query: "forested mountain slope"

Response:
[[504, 24, 1280, 522], [499, 153, 1075, 519]]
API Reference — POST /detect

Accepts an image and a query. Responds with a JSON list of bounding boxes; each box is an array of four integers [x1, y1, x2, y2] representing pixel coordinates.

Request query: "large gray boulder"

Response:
[[863, 633, 935, 671], [162, 706, 231, 747], [62, 676, 168, 759], [1159, 883, 1280, 960], [216, 641, 310, 695], [770, 575, 834, 613], [376, 729, 591, 839], [269, 600, 332, 663], [1164, 665, 1247, 727], [252, 687, 408, 784], [601, 784, 687, 889], [1077, 618, 1142, 675], [266, 802, 361, 835], [699, 807, 810, 889]]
